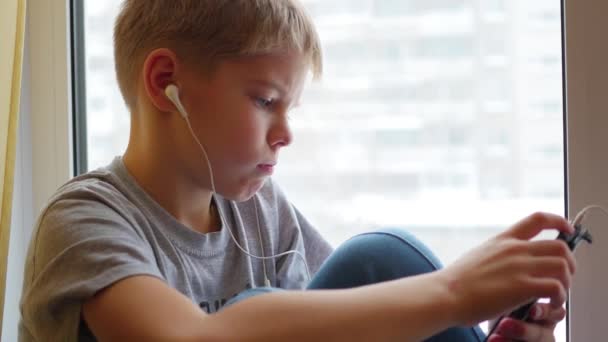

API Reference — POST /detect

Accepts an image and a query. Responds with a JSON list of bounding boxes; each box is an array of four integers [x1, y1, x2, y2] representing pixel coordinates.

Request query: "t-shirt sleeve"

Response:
[[20, 195, 163, 341], [269, 182, 334, 289]]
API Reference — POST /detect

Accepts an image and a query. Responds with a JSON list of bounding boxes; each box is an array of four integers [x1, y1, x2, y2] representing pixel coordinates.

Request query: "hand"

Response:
[[438, 212, 576, 326], [487, 303, 566, 341]]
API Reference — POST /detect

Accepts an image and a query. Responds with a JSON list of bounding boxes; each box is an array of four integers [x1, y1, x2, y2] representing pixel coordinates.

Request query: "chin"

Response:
[[223, 178, 267, 202]]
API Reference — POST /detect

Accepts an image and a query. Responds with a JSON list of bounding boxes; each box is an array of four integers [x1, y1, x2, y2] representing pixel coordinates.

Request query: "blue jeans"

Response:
[[226, 228, 486, 341]]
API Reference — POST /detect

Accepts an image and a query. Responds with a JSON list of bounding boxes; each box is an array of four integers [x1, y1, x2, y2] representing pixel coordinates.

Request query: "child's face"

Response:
[[176, 52, 309, 201]]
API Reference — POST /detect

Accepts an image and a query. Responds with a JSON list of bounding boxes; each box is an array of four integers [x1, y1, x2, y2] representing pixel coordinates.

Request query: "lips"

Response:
[[257, 163, 275, 174]]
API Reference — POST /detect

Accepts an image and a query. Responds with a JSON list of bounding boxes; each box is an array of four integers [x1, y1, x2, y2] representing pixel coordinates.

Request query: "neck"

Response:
[[123, 139, 220, 234]]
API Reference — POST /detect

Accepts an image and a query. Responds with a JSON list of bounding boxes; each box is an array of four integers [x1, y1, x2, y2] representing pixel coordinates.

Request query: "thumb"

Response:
[[501, 212, 574, 240]]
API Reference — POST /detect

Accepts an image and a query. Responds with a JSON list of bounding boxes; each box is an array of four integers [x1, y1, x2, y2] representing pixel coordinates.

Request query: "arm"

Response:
[[84, 271, 458, 342], [84, 212, 576, 342]]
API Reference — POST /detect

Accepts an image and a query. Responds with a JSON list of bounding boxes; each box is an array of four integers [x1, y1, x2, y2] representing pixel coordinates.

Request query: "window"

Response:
[[76, 0, 566, 339]]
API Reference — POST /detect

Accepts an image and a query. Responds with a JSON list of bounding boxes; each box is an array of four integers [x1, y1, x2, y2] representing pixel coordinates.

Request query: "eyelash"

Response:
[[255, 97, 275, 109], [252, 96, 292, 120]]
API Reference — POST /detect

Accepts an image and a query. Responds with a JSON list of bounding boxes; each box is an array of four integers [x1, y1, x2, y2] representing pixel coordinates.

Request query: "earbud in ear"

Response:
[[164, 84, 189, 119]]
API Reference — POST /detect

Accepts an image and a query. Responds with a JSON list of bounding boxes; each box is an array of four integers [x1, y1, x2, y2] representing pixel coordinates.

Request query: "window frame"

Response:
[[563, 0, 608, 340], [29, 0, 74, 213], [2, 0, 74, 337], [71, 0, 88, 176], [11, 0, 608, 340]]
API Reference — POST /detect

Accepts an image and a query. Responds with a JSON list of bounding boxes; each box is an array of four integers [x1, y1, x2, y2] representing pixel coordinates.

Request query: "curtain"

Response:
[[0, 0, 27, 336]]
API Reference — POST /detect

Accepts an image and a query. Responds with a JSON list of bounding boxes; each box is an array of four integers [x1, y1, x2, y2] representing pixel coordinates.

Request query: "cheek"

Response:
[[226, 111, 267, 145], [216, 112, 267, 163]]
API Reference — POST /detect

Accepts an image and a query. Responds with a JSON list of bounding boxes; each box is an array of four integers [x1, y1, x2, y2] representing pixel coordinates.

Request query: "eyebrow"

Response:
[[248, 79, 287, 96]]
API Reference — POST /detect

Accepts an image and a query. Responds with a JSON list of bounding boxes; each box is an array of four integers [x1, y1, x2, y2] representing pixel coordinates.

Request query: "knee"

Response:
[[338, 227, 444, 276], [375, 227, 444, 269], [309, 228, 445, 289]]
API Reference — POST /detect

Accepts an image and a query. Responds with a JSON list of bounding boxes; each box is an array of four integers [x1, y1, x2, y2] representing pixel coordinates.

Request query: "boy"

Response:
[[20, 0, 575, 341]]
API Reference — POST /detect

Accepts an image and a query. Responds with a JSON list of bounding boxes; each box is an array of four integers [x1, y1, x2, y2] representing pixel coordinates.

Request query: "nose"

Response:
[[268, 113, 293, 150]]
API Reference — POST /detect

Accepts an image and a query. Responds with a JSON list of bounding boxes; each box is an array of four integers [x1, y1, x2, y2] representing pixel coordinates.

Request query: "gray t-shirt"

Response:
[[19, 157, 333, 341]]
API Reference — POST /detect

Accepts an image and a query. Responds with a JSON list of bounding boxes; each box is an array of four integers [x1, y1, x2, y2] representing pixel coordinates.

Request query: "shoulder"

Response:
[[41, 157, 145, 228], [21, 168, 163, 342], [33, 166, 146, 261], [47, 163, 132, 212]]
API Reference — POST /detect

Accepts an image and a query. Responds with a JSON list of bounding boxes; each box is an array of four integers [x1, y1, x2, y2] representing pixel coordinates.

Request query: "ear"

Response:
[[142, 48, 180, 113]]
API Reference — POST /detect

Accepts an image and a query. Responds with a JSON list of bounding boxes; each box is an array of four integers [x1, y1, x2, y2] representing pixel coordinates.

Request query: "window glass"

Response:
[[82, 1, 565, 338]]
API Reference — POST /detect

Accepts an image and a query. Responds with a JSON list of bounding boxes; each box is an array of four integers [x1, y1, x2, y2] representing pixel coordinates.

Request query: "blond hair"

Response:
[[114, 0, 323, 110]]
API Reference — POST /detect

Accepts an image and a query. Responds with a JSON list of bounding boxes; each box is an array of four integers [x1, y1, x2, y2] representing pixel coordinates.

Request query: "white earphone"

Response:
[[164, 84, 311, 288], [165, 84, 188, 119]]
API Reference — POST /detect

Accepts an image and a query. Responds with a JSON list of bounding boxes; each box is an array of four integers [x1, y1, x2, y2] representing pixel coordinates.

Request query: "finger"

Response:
[[495, 318, 555, 342], [503, 212, 574, 240], [527, 257, 573, 292], [528, 278, 568, 308], [529, 303, 566, 324], [486, 335, 510, 342], [528, 240, 577, 275]]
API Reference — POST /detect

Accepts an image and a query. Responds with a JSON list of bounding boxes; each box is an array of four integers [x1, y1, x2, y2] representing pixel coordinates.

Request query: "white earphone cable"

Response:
[[571, 204, 608, 228], [167, 85, 312, 287]]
